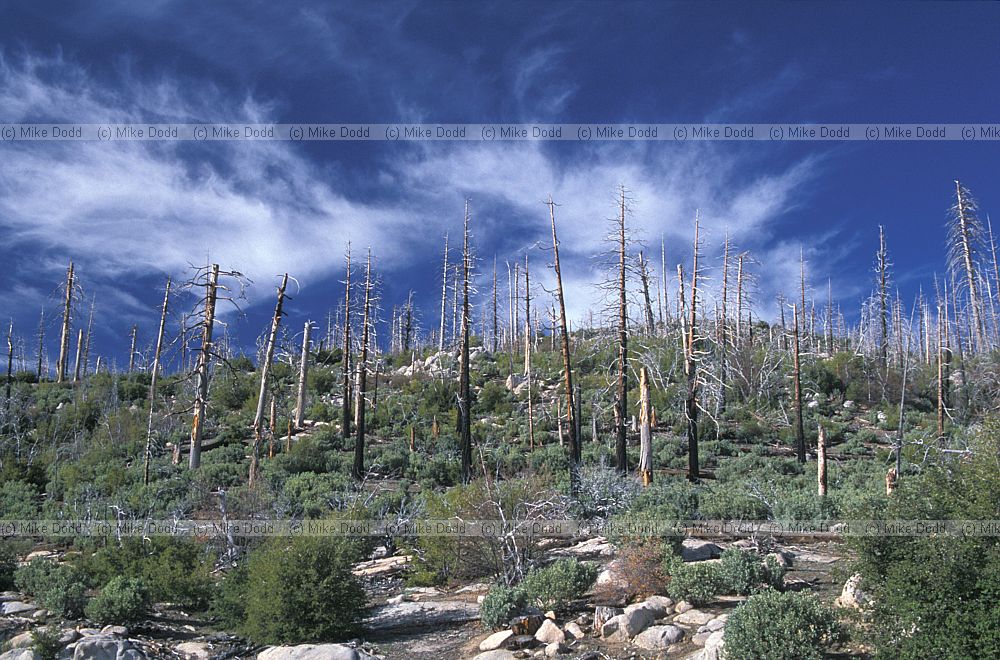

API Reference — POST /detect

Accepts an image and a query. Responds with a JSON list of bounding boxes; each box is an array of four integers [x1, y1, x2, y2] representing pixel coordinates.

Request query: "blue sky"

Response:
[[1, 1, 999, 369]]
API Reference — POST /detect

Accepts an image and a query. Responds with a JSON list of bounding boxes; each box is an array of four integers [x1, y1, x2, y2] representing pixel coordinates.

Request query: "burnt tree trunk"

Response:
[[295, 321, 311, 428], [549, 197, 580, 492], [685, 216, 701, 481], [615, 187, 629, 475], [189, 264, 219, 470], [353, 250, 373, 480], [249, 273, 289, 488], [793, 303, 806, 463], [143, 277, 171, 485], [56, 262, 74, 383], [458, 203, 473, 484], [341, 245, 353, 441], [638, 366, 653, 486]]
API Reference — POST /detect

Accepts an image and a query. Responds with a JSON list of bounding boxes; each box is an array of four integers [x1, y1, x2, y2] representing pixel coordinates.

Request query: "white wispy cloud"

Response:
[[0, 51, 832, 338]]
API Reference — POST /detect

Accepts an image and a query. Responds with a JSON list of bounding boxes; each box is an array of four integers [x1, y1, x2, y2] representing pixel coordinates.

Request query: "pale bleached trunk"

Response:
[[638, 366, 653, 486], [57, 262, 74, 383], [249, 273, 289, 487], [295, 321, 311, 428], [189, 264, 219, 469], [143, 277, 171, 485]]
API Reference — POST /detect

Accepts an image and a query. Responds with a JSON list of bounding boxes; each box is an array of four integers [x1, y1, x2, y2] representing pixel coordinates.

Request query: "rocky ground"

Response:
[[0, 537, 863, 660]]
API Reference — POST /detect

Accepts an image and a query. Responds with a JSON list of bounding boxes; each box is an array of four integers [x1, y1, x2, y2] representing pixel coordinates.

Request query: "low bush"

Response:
[[239, 535, 367, 644], [0, 541, 17, 590], [716, 548, 785, 595], [76, 538, 213, 610], [31, 627, 62, 660], [724, 589, 843, 659], [520, 559, 598, 611], [14, 559, 89, 618], [664, 554, 723, 606], [479, 583, 528, 630], [84, 576, 150, 624]]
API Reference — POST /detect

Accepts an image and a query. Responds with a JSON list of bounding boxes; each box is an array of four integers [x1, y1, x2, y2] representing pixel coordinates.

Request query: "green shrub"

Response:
[[0, 541, 17, 590], [717, 548, 785, 595], [76, 538, 214, 610], [240, 535, 367, 644], [14, 559, 88, 618], [520, 559, 598, 611], [848, 420, 1000, 658], [480, 583, 528, 630], [664, 554, 723, 606], [724, 589, 843, 660], [84, 576, 150, 624], [31, 627, 62, 660], [0, 479, 39, 519], [210, 561, 249, 630]]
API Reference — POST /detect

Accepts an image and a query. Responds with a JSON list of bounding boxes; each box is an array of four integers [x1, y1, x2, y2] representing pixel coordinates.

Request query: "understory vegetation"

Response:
[[1, 182, 998, 655]]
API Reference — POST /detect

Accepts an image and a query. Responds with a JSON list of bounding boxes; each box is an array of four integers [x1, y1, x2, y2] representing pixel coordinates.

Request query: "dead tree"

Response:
[[817, 424, 827, 498], [458, 202, 473, 484], [56, 261, 74, 383], [876, 225, 890, 369], [353, 250, 373, 480], [294, 321, 311, 428], [548, 197, 580, 490], [341, 245, 353, 440], [128, 325, 138, 373], [5, 321, 13, 414], [614, 187, 629, 475], [937, 299, 949, 436], [402, 291, 414, 357], [638, 251, 656, 334], [143, 277, 171, 485], [36, 309, 44, 380], [492, 256, 499, 354], [189, 264, 220, 470], [439, 233, 449, 352], [81, 299, 94, 377], [72, 328, 83, 382], [793, 303, 806, 463], [719, 233, 730, 415], [638, 366, 653, 486], [524, 253, 535, 449], [949, 181, 986, 351], [660, 234, 669, 330], [249, 273, 289, 488], [684, 215, 701, 481]]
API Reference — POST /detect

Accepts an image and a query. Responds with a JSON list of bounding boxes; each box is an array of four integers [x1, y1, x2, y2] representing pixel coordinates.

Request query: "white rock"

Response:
[[473, 652, 517, 660], [100, 626, 128, 637], [835, 573, 871, 610], [592, 606, 622, 631], [701, 629, 726, 660], [0, 650, 42, 660], [534, 619, 565, 645], [72, 636, 145, 660], [174, 642, 213, 659], [674, 601, 694, 614], [636, 595, 673, 619], [697, 614, 728, 633], [479, 630, 514, 652], [543, 642, 568, 656], [257, 644, 376, 660], [633, 624, 685, 650], [674, 609, 715, 626], [1, 601, 38, 615], [681, 540, 723, 562], [601, 606, 654, 641], [563, 621, 585, 640], [6, 632, 34, 648]]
